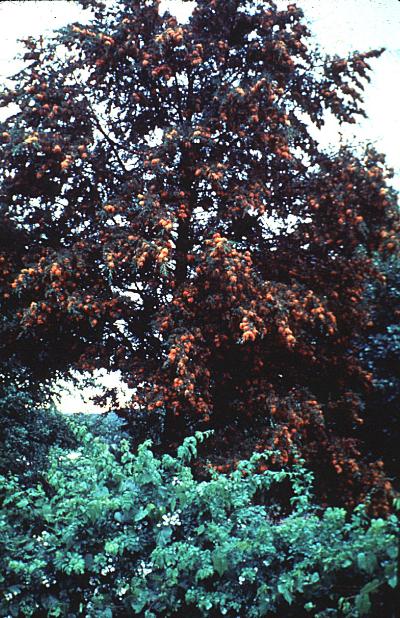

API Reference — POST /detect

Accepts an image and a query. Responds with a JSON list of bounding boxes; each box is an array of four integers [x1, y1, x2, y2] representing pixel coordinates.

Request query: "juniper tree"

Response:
[[1, 0, 398, 508]]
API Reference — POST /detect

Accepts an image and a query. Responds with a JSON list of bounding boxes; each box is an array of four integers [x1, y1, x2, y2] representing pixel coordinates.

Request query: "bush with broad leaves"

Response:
[[0, 422, 398, 617]]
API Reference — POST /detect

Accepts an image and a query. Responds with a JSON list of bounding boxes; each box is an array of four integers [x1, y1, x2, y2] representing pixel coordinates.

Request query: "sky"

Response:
[[0, 0, 399, 412]]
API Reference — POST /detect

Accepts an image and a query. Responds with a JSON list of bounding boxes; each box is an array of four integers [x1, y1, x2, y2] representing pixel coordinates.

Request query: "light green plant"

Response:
[[0, 421, 398, 617]]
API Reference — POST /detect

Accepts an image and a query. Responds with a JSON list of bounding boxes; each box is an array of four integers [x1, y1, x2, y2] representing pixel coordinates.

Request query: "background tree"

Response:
[[359, 254, 400, 480], [0, 382, 76, 481], [0, 0, 398, 508]]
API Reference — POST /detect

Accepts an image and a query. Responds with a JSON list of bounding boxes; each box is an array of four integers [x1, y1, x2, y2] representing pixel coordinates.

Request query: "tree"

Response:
[[0, 0, 398, 508], [359, 254, 400, 480], [0, 382, 76, 481]]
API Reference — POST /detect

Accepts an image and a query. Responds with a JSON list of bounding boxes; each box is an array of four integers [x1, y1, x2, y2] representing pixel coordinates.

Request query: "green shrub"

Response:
[[0, 423, 398, 617], [72, 412, 130, 446]]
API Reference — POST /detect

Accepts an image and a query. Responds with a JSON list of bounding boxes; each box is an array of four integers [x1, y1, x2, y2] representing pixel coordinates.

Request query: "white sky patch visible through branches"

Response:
[[0, 0, 399, 413]]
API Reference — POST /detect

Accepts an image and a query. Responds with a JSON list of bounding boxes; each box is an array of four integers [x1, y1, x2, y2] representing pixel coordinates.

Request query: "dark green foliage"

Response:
[[0, 384, 76, 481], [360, 257, 400, 479], [0, 424, 398, 617]]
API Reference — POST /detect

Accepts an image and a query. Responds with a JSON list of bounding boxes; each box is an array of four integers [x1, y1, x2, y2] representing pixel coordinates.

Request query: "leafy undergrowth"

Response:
[[0, 421, 398, 617]]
